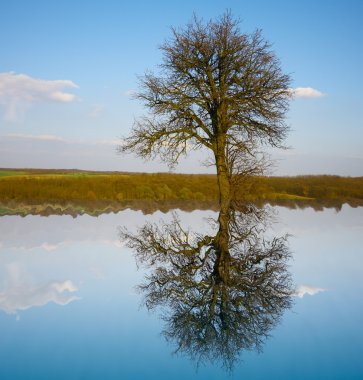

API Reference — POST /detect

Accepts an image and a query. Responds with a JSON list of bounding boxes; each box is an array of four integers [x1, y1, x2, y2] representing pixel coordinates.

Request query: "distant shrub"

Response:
[[194, 191, 206, 201], [179, 187, 193, 200]]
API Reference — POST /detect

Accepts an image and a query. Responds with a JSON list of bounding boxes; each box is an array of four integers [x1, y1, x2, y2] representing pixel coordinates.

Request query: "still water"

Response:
[[0, 206, 362, 379]]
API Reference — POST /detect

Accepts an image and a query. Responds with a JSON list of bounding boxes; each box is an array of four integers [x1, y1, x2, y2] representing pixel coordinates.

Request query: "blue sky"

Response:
[[0, 0, 362, 175]]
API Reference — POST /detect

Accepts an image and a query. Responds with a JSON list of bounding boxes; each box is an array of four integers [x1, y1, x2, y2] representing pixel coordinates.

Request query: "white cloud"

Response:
[[8, 242, 61, 252], [94, 139, 119, 146], [294, 285, 326, 298], [89, 104, 105, 118], [50, 91, 76, 102], [0, 72, 78, 121], [291, 87, 324, 98], [3, 133, 119, 146], [40, 242, 59, 252], [123, 89, 135, 97], [88, 266, 105, 280], [6, 133, 66, 142]]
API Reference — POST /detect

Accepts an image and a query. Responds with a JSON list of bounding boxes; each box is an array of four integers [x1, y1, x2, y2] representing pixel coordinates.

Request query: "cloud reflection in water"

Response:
[[0, 264, 80, 315]]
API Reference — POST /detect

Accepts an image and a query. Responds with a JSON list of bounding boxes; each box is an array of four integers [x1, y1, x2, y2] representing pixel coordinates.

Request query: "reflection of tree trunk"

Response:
[[213, 219, 231, 285]]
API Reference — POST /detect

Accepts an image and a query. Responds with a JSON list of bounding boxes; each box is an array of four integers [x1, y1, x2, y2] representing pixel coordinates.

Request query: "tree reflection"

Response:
[[120, 204, 292, 370]]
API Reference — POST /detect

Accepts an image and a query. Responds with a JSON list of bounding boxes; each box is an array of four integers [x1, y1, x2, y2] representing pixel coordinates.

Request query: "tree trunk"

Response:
[[214, 134, 232, 284], [215, 134, 230, 213]]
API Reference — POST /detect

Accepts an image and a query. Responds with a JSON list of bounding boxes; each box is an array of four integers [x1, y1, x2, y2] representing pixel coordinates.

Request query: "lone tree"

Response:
[[120, 12, 291, 213]]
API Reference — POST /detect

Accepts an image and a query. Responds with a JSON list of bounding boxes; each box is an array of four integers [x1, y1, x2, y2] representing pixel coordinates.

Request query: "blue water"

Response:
[[0, 206, 362, 379]]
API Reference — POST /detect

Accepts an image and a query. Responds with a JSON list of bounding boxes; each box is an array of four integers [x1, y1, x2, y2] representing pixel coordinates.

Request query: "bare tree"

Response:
[[120, 12, 291, 214], [120, 205, 292, 370]]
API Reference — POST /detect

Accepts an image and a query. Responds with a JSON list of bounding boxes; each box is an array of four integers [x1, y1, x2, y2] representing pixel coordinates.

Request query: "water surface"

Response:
[[0, 206, 362, 379]]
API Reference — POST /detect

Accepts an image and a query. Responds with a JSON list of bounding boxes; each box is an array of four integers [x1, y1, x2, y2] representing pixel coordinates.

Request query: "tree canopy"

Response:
[[120, 12, 291, 176]]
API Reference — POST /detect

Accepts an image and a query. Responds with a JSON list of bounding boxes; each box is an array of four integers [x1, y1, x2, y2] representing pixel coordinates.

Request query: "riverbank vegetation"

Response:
[[0, 169, 362, 204]]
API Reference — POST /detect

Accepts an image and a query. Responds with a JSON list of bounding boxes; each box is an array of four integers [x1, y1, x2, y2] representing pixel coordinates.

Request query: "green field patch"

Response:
[[0, 206, 12, 215], [269, 193, 315, 201], [0, 170, 28, 178]]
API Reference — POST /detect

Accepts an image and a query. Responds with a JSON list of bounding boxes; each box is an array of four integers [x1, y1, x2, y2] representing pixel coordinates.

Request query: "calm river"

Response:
[[0, 205, 362, 379]]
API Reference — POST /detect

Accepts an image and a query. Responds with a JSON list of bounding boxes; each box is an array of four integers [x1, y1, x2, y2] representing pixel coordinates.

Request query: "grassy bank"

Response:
[[0, 168, 362, 205]]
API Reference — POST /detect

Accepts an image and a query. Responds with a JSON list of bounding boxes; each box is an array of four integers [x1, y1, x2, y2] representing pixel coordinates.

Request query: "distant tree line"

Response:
[[0, 171, 362, 204]]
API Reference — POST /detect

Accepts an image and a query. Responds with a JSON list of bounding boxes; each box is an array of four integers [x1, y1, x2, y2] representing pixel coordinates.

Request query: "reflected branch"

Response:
[[120, 205, 292, 370]]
